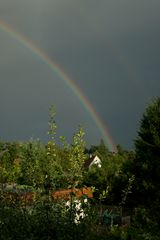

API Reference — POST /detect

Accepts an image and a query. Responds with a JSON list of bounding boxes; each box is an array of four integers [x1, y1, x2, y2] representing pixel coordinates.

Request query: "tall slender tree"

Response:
[[133, 97, 160, 206]]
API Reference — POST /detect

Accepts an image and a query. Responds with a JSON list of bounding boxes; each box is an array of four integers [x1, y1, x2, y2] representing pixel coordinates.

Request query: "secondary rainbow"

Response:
[[0, 20, 117, 152]]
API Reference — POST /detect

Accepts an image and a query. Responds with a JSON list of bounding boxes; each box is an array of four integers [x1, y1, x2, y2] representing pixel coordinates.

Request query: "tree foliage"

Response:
[[133, 97, 160, 206], [1, 100, 160, 239]]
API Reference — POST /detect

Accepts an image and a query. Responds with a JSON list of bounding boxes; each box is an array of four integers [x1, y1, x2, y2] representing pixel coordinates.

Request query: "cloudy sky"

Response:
[[0, 0, 160, 150]]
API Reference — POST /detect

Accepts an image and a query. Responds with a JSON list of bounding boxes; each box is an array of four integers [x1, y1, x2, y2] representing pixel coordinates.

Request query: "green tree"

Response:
[[66, 127, 87, 187], [88, 139, 109, 160], [84, 150, 130, 204], [19, 140, 46, 187], [44, 105, 63, 190], [0, 142, 23, 183], [133, 97, 160, 206], [46, 106, 87, 189]]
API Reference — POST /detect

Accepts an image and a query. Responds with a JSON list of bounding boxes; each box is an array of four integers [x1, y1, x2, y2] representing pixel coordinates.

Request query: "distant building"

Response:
[[84, 154, 102, 169]]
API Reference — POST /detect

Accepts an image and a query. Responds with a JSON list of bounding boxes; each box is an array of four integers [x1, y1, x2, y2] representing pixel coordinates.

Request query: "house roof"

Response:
[[84, 155, 101, 168]]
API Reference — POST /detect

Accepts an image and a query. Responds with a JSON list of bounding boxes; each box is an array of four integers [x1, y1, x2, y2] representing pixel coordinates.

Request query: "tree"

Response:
[[133, 97, 160, 206], [46, 106, 87, 189], [19, 140, 47, 187], [83, 148, 134, 205], [89, 139, 109, 154], [64, 127, 87, 187]]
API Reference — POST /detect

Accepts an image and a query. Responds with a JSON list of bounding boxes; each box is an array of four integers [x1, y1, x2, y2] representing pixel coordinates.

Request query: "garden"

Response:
[[0, 98, 160, 239]]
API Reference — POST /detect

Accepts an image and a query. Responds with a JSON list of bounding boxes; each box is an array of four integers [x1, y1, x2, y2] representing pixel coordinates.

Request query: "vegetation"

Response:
[[132, 97, 160, 207], [0, 98, 160, 239]]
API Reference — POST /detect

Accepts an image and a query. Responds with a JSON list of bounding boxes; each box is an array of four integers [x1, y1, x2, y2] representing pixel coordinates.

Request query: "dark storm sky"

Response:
[[0, 0, 160, 149]]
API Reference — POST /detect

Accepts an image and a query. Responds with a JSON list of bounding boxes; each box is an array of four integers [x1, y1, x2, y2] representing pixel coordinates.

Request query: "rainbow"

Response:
[[0, 20, 117, 152]]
